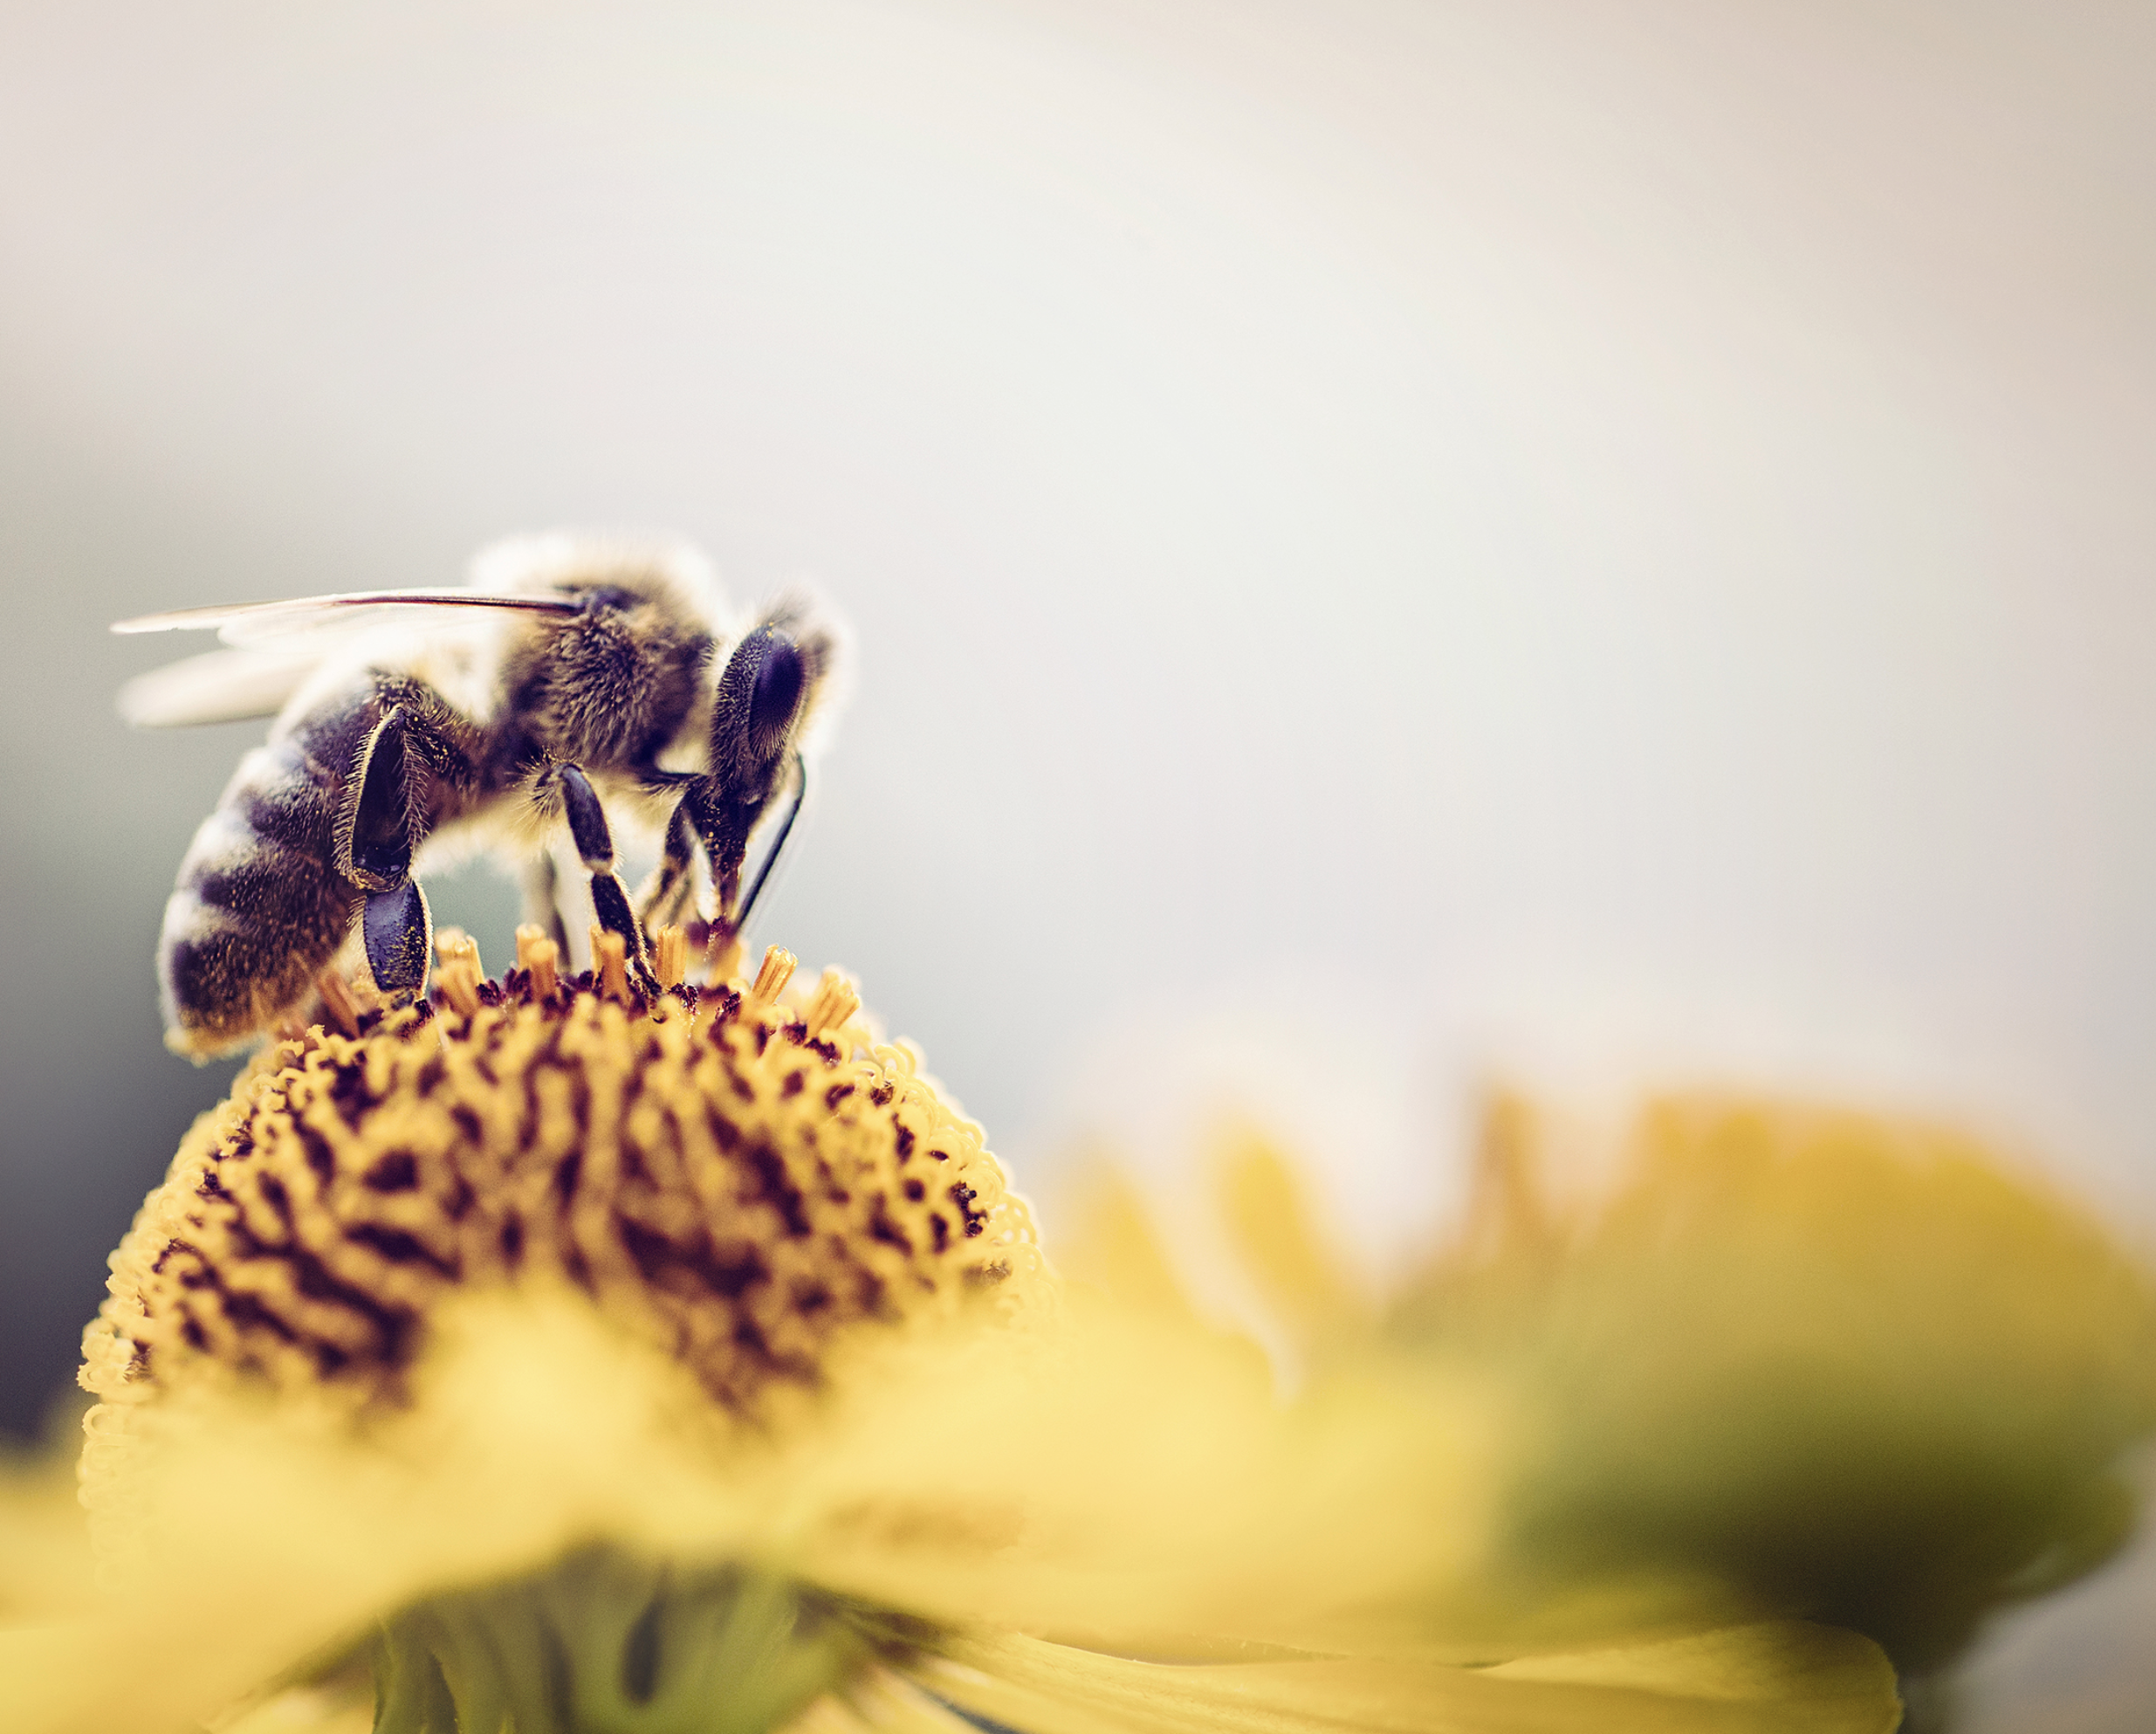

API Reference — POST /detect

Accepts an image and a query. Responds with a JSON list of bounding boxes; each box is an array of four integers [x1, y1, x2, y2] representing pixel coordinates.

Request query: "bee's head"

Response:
[[687, 610, 831, 917]]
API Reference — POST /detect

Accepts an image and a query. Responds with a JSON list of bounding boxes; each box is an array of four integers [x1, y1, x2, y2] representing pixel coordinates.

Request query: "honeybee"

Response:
[[115, 534, 833, 1057]]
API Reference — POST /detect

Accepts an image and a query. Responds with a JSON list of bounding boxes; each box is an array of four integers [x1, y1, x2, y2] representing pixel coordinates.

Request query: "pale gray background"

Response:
[[3, 3, 2153, 1724]]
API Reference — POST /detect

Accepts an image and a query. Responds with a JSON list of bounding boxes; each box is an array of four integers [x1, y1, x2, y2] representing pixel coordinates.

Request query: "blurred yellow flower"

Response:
[[0, 939, 1909, 1734], [1243, 1089, 2156, 1718]]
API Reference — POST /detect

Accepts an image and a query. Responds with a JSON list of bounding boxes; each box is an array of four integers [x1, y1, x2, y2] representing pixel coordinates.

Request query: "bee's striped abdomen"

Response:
[[158, 691, 375, 1057]]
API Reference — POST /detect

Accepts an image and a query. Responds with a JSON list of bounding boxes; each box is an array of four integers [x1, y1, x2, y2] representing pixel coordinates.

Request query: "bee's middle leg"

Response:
[[558, 765, 660, 994], [520, 852, 571, 953], [633, 799, 699, 935]]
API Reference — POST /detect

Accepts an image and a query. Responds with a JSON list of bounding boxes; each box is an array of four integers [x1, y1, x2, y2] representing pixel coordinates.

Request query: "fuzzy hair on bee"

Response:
[[114, 534, 835, 1057]]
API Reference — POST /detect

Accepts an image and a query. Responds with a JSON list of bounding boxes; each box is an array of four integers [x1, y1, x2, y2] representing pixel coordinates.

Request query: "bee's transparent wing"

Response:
[[112, 588, 580, 649], [116, 648, 326, 728], [113, 589, 584, 724]]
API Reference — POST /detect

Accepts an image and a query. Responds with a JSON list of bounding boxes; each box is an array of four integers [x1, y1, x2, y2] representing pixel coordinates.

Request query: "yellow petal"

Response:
[[791, 1672, 991, 1734], [0, 1458, 96, 1623], [0, 1283, 1505, 1732], [1054, 1166, 1212, 1326], [215, 1684, 374, 1734], [1215, 1132, 1368, 1348], [784, 1298, 1500, 1646], [922, 1623, 1899, 1734]]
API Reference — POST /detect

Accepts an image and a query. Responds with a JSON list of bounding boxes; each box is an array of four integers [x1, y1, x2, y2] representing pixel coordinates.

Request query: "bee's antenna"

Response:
[[733, 752, 808, 932]]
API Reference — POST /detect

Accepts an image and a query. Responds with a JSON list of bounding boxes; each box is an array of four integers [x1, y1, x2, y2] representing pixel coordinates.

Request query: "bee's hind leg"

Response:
[[558, 765, 661, 995], [344, 702, 440, 1006], [361, 879, 434, 997]]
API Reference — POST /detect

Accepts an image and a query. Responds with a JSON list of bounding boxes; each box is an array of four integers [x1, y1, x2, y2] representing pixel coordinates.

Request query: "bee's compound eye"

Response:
[[579, 586, 638, 615], [747, 636, 806, 747]]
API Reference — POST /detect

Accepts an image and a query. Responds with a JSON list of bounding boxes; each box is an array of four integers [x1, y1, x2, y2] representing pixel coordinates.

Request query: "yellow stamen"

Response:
[[514, 924, 560, 1000], [749, 946, 797, 1007], [592, 926, 630, 1002], [653, 924, 688, 987], [440, 963, 481, 1019], [804, 968, 862, 1040], [315, 969, 361, 1039], [431, 930, 485, 1019]]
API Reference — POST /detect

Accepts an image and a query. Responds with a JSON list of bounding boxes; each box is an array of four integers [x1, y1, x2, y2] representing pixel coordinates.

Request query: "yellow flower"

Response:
[[0, 936, 1901, 1734], [1204, 1091, 2156, 1715]]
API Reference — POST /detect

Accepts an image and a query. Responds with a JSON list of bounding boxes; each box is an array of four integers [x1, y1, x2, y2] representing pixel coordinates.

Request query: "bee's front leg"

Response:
[[557, 765, 661, 995]]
